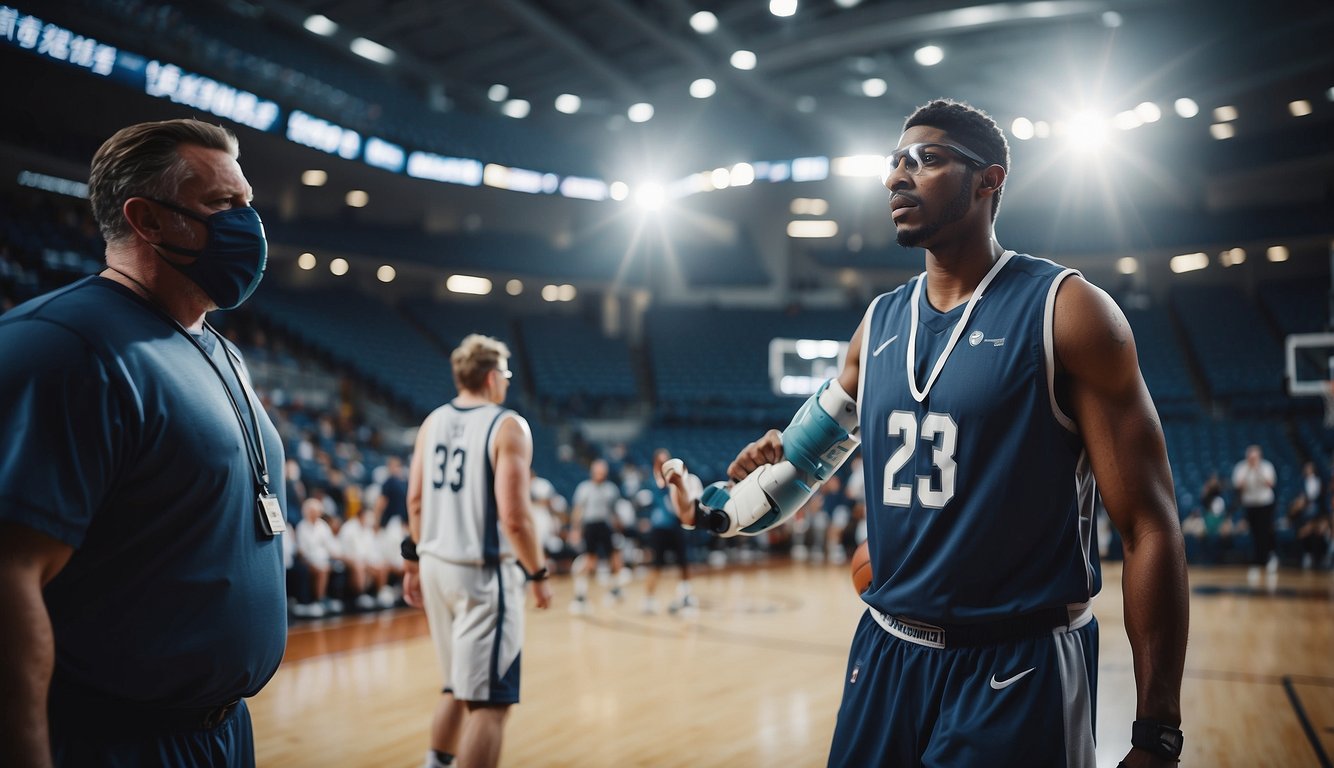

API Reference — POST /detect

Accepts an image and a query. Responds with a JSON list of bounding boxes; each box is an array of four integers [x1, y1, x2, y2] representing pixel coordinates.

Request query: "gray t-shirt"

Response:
[[573, 479, 620, 524]]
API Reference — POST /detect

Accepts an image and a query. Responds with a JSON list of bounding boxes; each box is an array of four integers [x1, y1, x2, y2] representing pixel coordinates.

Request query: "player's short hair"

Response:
[[904, 99, 1010, 220], [89, 119, 239, 245], [451, 334, 511, 394]]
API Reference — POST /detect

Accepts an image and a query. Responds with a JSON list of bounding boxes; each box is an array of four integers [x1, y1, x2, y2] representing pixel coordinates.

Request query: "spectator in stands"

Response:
[[284, 457, 308, 529], [296, 498, 341, 617], [1199, 473, 1231, 564], [376, 455, 410, 527], [1233, 445, 1278, 572], [569, 458, 626, 613], [0, 119, 285, 765], [822, 475, 853, 564], [1289, 462, 1330, 569], [531, 477, 576, 573], [338, 505, 395, 609]]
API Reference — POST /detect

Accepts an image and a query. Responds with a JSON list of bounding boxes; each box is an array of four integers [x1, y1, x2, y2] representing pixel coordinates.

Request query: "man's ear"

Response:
[[978, 164, 1006, 192], [121, 197, 165, 244]]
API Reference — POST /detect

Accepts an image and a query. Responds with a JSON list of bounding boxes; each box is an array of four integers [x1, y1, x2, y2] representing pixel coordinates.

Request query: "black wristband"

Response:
[[527, 567, 550, 582], [400, 536, 419, 562], [1131, 719, 1183, 761]]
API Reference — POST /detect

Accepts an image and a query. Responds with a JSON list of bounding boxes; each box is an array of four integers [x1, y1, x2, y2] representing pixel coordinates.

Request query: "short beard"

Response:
[[896, 171, 975, 248]]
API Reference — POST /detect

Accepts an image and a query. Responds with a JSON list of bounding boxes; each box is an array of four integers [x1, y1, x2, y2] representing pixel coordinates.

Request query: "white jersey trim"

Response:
[[857, 292, 888, 413], [1043, 269, 1082, 434], [906, 251, 1014, 403]]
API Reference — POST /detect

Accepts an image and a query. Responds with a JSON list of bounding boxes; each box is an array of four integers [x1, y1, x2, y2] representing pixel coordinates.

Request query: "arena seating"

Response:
[[1172, 284, 1290, 416]]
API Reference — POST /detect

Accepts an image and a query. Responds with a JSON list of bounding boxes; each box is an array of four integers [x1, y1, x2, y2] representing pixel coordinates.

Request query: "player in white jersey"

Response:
[[404, 334, 552, 768]]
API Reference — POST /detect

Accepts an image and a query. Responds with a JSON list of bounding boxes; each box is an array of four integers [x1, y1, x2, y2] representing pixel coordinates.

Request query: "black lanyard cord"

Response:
[[101, 270, 270, 493]]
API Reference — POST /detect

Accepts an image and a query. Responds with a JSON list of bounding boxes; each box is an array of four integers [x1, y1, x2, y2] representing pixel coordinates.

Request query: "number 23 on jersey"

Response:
[[883, 411, 957, 508]]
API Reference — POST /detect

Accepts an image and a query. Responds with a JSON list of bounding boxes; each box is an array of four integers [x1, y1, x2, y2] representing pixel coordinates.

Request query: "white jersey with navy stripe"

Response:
[[856, 252, 1100, 624], [417, 402, 523, 566]]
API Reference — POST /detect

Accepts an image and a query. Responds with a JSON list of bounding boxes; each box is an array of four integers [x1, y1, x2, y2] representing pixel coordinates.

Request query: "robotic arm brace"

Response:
[[694, 379, 859, 537]]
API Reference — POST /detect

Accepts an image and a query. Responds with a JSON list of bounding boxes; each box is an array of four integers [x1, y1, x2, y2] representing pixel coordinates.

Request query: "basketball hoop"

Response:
[[1323, 381, 1334, 429]]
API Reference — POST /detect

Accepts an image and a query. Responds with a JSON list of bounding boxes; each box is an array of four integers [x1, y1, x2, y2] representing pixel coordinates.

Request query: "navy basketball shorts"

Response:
[[50, 698, 256, 768], [829, 610, 1098, 768], [582, 520, 615, 559], [647, 527, 688, 568]]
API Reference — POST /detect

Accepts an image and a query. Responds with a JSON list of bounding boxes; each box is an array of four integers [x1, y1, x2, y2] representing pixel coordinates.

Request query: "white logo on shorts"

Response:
[[989, 667, 1036, 690]]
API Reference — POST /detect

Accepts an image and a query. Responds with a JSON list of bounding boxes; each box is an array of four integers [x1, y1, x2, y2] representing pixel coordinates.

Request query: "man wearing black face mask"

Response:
[[0, 119, 286, 767]]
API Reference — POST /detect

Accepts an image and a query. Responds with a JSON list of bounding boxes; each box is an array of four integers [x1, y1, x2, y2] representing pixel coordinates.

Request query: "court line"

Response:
[[1284, 676, 1333, 768]]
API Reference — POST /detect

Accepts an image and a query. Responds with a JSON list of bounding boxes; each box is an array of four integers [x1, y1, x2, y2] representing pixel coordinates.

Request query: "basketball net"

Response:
[[1323, 381, 1334, 429]]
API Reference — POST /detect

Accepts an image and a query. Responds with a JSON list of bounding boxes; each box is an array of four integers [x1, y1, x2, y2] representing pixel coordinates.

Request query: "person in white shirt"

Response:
[[296, 498, 341, 617], [1233, 444, 1277, 571], [338, 506, 395, 609]]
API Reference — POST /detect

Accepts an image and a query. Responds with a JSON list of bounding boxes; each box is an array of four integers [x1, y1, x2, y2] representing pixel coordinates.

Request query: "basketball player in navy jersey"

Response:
[[404, 334, 552, 768], [671, 100, 1188, 767]]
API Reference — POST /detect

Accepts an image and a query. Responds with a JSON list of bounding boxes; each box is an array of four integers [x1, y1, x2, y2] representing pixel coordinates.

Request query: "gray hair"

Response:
[[89, 119, 238, 244]]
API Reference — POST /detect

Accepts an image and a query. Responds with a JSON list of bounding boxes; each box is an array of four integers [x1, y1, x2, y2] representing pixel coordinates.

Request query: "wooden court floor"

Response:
[[251, 561, 1334, 767]]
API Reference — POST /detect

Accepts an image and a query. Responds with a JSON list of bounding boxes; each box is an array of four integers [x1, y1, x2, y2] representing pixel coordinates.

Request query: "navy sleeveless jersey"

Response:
[[856, 252, 1100, 624]]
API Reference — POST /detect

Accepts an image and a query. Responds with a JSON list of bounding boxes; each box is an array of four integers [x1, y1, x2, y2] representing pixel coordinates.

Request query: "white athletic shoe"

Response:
[[569, 597, 589, 615], [377, 586, 398, 608], [355, 594, 377, 611], [1266, 553, 1279, 573], [306, 602, 326, 618]]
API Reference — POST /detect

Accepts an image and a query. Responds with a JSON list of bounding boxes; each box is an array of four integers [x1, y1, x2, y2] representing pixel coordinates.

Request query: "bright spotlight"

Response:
[[488, 84, 509, 102], [730, 163, 755, 186], [690, 11, 718, 34], [541, 284, 560, 302], [1134, 102, 1162, 123], [345, 190, 369, 207], [1116, 257, 1138, 275], [555, 94, 581, 114], [1209, 123, 1235, 140], [506, 279, 523, 296], [446, 275, 492, 295], [1113, 111, 1142, 130], [1100, 11, 1122, 27], [1289, 100, 1313, 117], [377, 265, 396, 283], [710, 167, 731, 190], [609, 181, 630, 201], [350, 38, 396, 65], [862, 78, 887, 97], [302, 169, 327, 186], [1064, 112, 1107, 152], [557, 284, 577, 302], [303, 14, 337, 36], [1174, 98, 1199, 118], [1169, 253, 1208, 274], [635, 183, 665, 211], [1011, 117, 1035, 140], [329, 257, 349, 276], [730, 50, 757, 70], [297, 252, 316, 270], [914, 45, 944, 66], [1213, 105, 1238, 122], [690, 78, 716, 99], [627, 103, 655, 123], [770, 0, 797, 17], [1267, 245, 1289, 262], [1034, 120, 1051, 139], [501, 99, 530, 118]]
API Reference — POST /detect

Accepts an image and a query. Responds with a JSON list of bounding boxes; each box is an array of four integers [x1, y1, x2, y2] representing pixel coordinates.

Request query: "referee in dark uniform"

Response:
[[0, 119, 286, 767]]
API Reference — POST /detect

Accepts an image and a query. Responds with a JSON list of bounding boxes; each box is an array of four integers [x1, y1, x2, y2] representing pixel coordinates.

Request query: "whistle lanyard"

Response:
[[104, 272, 270, 495]]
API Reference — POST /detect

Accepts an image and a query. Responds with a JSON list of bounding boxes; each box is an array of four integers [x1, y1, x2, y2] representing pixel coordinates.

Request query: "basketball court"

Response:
[[252, 560, 1334, 767]]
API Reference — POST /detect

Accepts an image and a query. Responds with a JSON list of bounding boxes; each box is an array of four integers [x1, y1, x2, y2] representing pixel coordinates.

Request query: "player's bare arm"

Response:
[[492, 416, 551, 609], [1054, 275, 1188, 768], [0, 523, 74, 768], [403, 415, 433, 608]]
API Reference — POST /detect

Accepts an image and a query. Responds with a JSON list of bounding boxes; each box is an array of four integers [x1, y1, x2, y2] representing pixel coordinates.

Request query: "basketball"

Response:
[[850, 541, 872, 593]]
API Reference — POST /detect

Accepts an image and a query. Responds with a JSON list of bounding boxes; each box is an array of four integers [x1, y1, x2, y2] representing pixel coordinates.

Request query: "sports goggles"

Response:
[[884, 142, 989, 179]]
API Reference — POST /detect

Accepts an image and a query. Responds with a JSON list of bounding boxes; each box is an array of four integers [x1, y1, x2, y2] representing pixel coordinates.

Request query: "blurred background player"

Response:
[[1233, 444, 1278, 572], [404, 334, 551, 768], [642, 449, 701, 615], [569, 458, 625, 613]]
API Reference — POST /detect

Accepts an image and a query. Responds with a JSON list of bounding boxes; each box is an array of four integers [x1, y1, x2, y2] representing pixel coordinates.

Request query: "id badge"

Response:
[[258, 493, 286, 536]]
